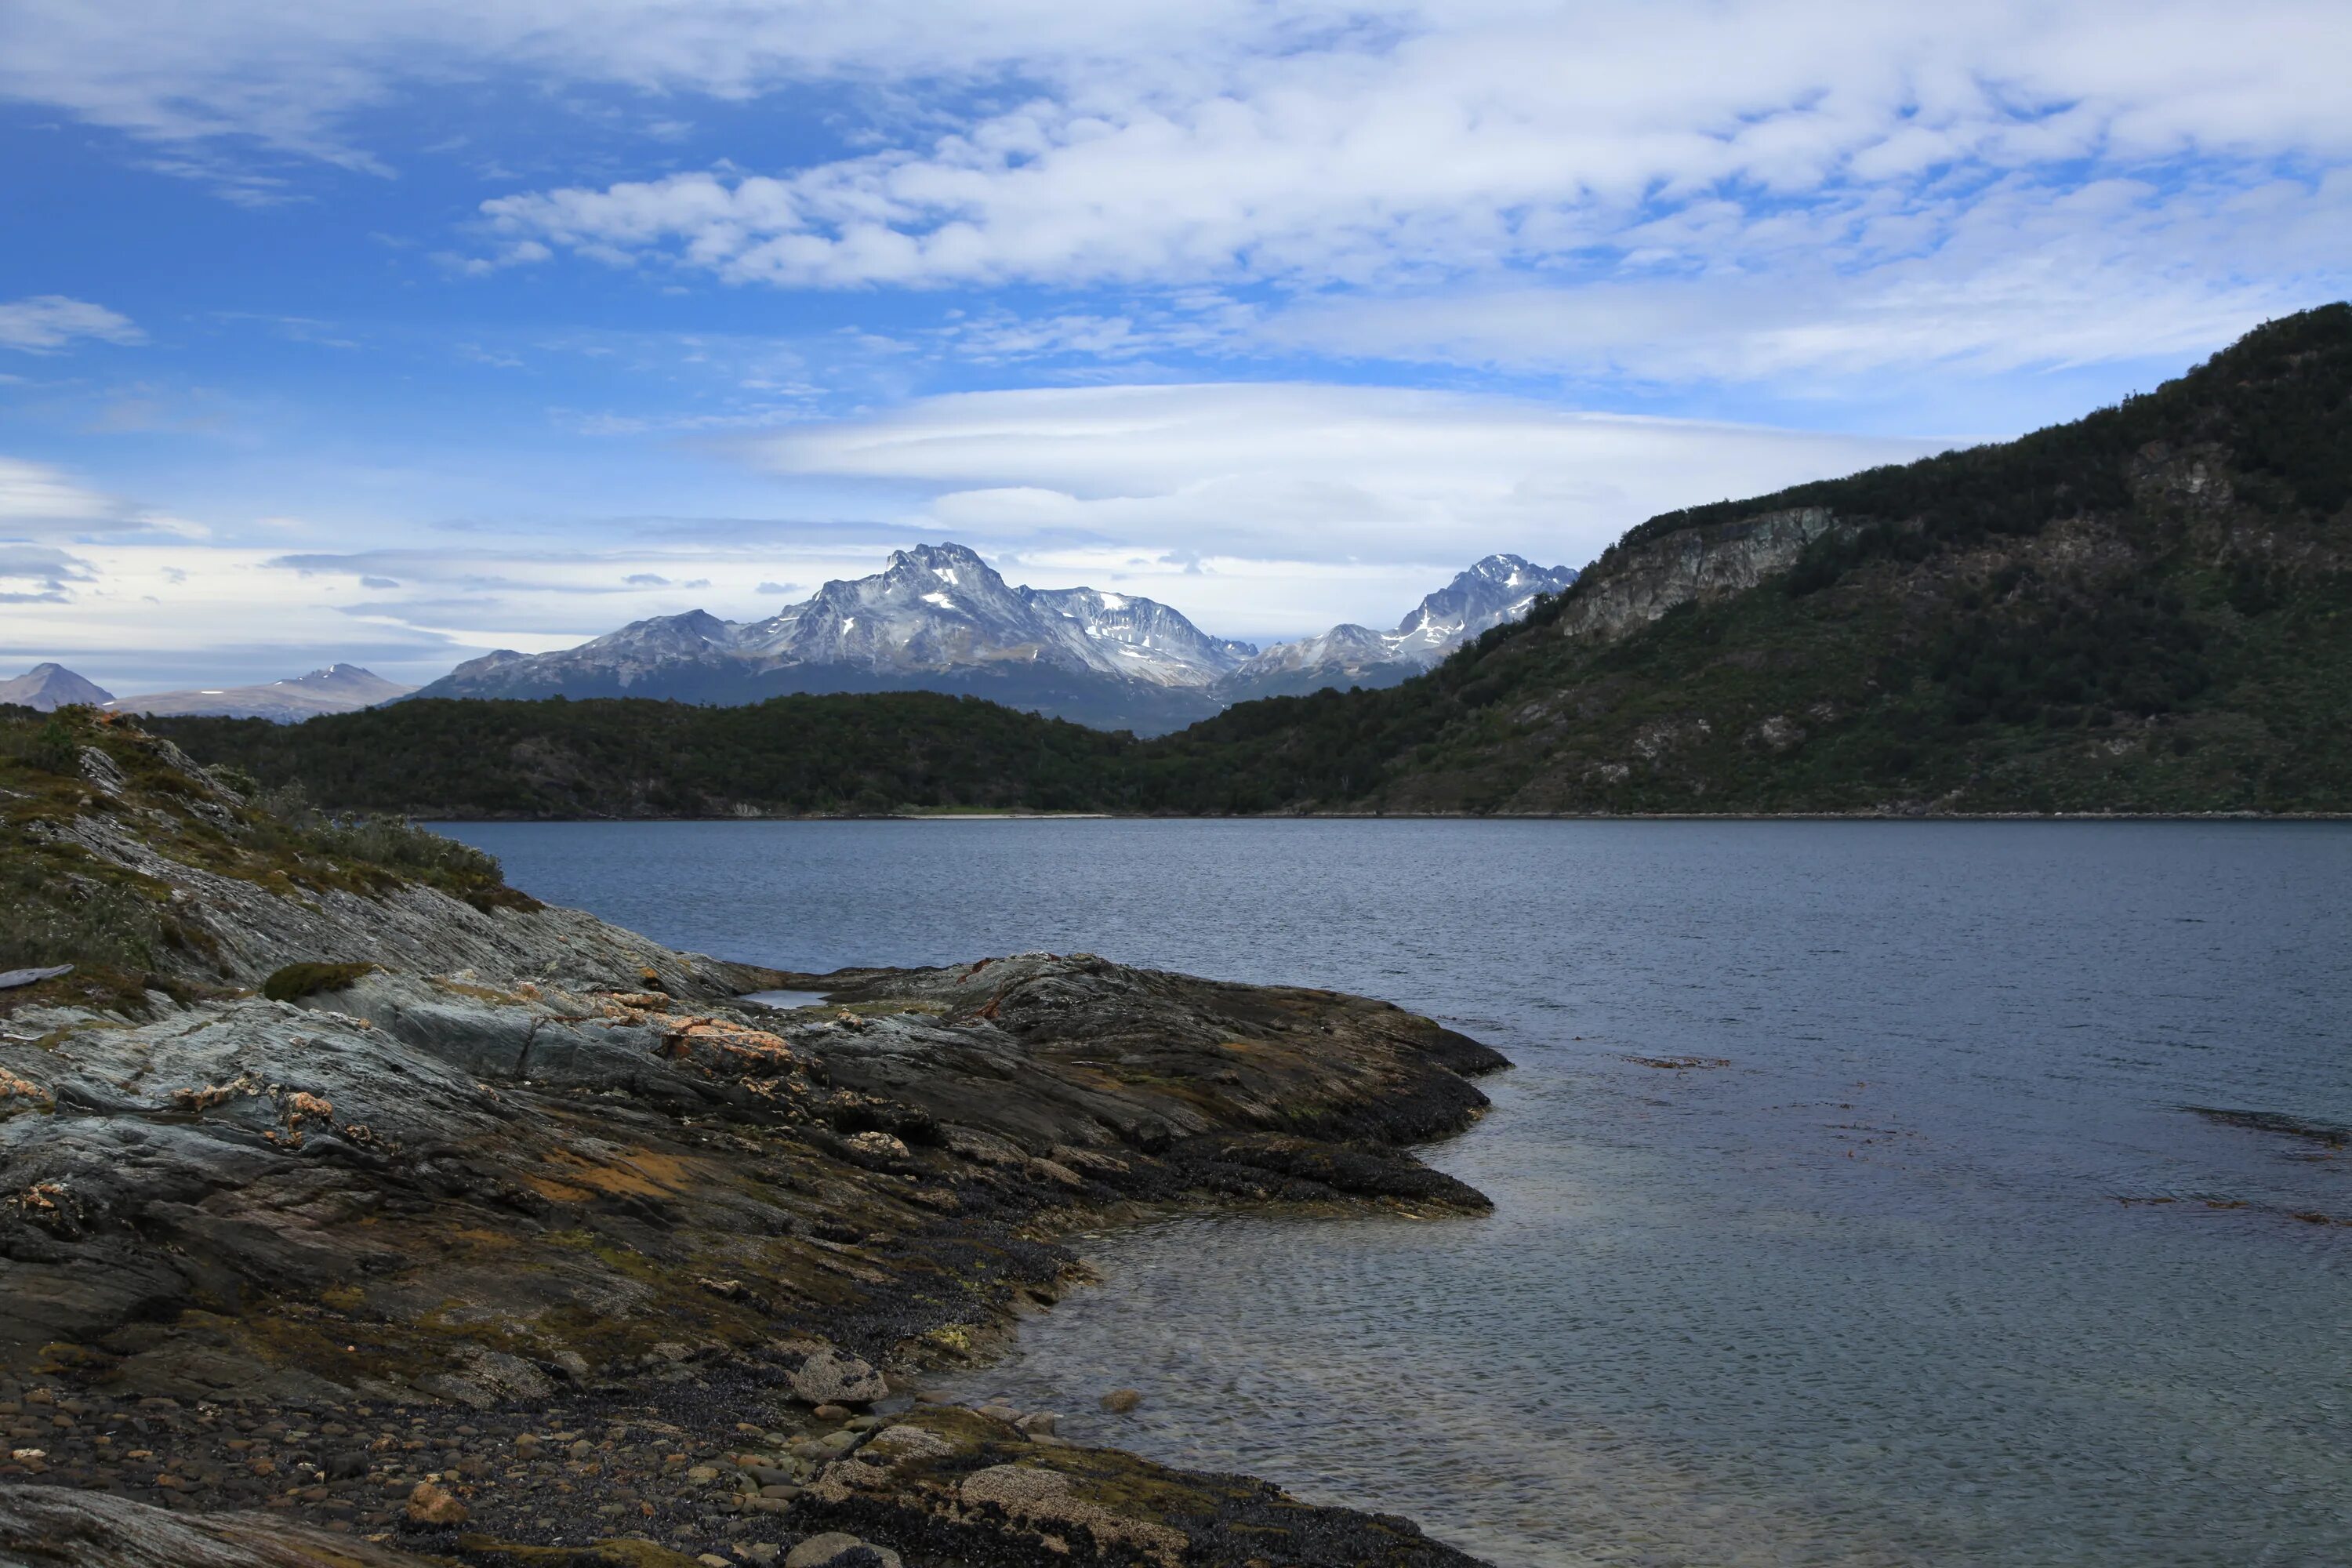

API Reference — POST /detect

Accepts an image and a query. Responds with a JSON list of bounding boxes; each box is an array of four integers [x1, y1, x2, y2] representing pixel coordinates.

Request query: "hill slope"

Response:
[[1131, 303, 2352, 815]]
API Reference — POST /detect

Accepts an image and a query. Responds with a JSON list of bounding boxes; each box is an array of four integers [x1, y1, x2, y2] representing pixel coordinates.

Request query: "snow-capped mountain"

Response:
[[1389, 553, 1578, 660], [1019, 586, 1259, 687], [0, 662, 114, 711], [106, 664, 416, 723], [1214, 554, 1577, 702], [414, 543, 1258, 733], [409, 543, 1572, 734]]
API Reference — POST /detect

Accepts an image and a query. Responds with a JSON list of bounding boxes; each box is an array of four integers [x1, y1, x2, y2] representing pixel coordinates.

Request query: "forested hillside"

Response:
[[146, 691, 1134, 818], [140, 304, 2352, 818]]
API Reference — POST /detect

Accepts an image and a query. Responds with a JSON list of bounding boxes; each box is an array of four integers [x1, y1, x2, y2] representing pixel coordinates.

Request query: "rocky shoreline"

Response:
[[0, 717, 1508, 1566]]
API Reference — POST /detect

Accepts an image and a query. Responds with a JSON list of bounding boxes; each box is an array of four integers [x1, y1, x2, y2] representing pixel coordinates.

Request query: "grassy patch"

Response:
[[260, 961, 378, 1002]]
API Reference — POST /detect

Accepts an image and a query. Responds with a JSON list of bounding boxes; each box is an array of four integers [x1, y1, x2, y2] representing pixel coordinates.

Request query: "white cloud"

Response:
[[0, 296, 143, 353], [0, 456, 202, 541], [0, 544, 98, 604], [5, 2, 2343, 379], [484, 5, 2349, 289], [743, 382, 1936, 571]]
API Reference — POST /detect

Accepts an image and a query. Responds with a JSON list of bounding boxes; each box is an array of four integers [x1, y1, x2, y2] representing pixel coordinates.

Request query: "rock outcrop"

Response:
[[0, 716, 1508, 1564], [1553, 506, 1846, 644]]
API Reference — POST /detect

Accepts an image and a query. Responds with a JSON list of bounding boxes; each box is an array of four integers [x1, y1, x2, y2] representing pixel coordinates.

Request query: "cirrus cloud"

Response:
[[0, 296, 143, 353]]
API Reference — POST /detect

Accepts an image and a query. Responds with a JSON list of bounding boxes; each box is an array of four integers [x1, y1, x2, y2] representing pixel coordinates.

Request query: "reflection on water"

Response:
[[443, 818, 2352, 1566]]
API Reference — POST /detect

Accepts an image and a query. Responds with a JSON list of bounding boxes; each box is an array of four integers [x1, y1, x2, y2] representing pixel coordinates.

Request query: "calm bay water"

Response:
[[437, 818, 2352, 1567]]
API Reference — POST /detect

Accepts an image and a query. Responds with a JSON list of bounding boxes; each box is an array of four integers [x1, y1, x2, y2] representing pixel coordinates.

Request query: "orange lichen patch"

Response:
[[532, 1144, 702, 1202], [169, 1082, 241, 1112], [283, 1091, 334, 1124], [658, 1017, 798, 1078], [0, 1068, 49, 1105], [597, 990, 672, 1013], [13, 1181, 68, 1214], [524, 1177, 597, 1203]]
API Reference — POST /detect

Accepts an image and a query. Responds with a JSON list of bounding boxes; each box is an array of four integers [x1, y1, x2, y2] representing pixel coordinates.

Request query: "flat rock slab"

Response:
[[0, 1482, 430, 1567]]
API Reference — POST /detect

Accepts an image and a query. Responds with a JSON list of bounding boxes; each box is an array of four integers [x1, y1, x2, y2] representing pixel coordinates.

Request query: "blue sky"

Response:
[[2, 0, 2347, 693]]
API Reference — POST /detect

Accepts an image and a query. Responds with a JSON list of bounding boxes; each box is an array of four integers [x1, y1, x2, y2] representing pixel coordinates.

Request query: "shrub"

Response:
[[261, 961, 377, 1002]]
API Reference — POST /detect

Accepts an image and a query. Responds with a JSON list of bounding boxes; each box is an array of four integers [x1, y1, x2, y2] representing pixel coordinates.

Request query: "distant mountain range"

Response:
[[413, 543, 1577, 733], [0, 662, 412, 721], [0, 662, 114, 711], [106, 664, 416, 722]]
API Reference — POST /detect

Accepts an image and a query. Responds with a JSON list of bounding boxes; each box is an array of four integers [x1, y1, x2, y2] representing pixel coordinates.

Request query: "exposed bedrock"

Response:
[[1, 952, 1503, 1403], [0, 724, 1508, 1563]]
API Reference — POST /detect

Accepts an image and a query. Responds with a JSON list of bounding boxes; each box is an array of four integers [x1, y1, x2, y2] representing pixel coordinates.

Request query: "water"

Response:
[[437, 818, 2352, 1566]]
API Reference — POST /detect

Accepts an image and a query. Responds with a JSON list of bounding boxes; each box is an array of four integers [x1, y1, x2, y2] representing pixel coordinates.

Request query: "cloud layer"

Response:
[[745, 382, 1933, 564]]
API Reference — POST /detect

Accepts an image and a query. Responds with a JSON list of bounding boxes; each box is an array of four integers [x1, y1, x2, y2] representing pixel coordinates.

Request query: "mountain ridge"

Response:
[[105, 663, 416, 722], [412, 543, 1573, 733]]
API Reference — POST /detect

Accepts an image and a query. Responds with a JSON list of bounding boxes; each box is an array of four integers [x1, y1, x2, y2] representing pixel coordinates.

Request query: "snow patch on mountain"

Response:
[[1214, 554, 1575, 701]]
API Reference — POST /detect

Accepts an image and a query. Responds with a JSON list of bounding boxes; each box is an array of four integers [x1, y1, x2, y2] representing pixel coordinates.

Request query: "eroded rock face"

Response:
[[0, 1482, 432, 1566], [797, 1407, 1483, 1568], [0, 947, 1501, 1405], [1555, 506, 1846, 643]]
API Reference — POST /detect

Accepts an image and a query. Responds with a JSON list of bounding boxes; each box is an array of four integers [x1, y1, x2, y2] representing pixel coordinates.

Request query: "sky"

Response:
[[2, 0, 2347, 694]]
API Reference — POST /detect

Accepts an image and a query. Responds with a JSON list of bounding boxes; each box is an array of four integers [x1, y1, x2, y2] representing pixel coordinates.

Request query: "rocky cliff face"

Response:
[[1553, 507, 1845, 643]]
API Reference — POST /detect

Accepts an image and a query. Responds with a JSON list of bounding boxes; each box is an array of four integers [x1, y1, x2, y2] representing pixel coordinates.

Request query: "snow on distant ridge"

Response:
[[408, 543, 1573, 731]]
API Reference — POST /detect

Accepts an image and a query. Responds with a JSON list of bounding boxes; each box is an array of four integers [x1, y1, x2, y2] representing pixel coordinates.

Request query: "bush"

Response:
[[0, 872, 161, 972], [261, 961, 376, 1002], [245, 778, 508, 891]]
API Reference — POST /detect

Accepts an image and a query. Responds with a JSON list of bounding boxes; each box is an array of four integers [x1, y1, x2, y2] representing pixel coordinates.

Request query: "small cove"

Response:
[[437, 818, 2352, 1566]]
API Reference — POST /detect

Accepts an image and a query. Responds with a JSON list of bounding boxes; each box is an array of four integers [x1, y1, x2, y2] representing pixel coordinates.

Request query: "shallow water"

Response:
[[439, 818, 2352, 1566]]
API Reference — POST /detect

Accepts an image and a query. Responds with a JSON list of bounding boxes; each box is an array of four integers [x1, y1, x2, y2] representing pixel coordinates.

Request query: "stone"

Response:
[[1015, 1412, 1058, 1437], [783, 1532, 902, 1568], [402, 1481, 466, 1526], [1099, 1388, 1143, 1414], [811, 1404, 850, 1423], [786, 1348, 886, 1407]]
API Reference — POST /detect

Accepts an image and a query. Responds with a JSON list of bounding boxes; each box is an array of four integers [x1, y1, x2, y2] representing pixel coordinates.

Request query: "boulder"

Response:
[[787, 1346, 887, 1406], [783, 1532, 902, 1568], [404, 1480, 468, 1526]]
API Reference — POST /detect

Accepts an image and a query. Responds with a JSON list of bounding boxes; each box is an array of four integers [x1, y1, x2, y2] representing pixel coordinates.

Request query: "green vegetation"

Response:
[[0, 704, 533, 1011], [151, 689, 1137, 818], [151, 304, 2352, 818], [260, 961, 377, 1002]]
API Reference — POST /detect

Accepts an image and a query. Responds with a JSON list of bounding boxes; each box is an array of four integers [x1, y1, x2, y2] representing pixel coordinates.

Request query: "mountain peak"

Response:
[[1393, 554, 1577, 640], [0, 662, 116, 710]]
